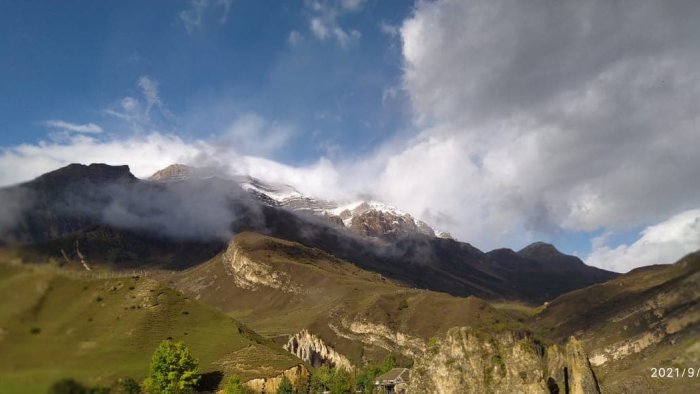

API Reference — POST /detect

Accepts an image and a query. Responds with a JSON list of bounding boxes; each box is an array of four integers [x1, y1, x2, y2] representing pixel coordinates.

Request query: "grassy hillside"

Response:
[[0, 263, 302, 393], [169, 232, 519, 365]]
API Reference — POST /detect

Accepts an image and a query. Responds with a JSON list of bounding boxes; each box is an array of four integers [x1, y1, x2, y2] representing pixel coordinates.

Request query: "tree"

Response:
[[381, 354, 396, 373], [144, 340, 200, 394], [294, 374, 310, 394], [355, 366, 381, 394], [48, 379, 87, 394], [277, 376, 293, 394], [223, 375, 252, 394], [114, 378, 141, 394], [327, 369, 353, 394], [310, 365, 333, 393], [310, 365, 354, 394]]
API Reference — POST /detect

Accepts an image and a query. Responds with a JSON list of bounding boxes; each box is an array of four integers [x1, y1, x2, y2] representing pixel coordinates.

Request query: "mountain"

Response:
[[151, 164, 448, 240], [0, 163, 616, 304]]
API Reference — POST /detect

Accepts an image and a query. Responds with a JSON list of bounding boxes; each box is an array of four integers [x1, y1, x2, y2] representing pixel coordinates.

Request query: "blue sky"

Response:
[[2, 0, 700, 272], [1, 0, 411, 162]]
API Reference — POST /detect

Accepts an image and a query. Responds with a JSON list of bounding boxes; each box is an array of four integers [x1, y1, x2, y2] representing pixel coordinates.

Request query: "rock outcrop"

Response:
[[329, 319, 426, 358], [222, 241, 302, 294], [243, 364, 310, 393], [283, 329, 354, 371], [409, 327, 599, 394]]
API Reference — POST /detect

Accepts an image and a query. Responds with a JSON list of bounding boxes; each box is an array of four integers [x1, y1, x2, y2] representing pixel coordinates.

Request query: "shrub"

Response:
[[144, 340, 200, 393], [276, 376, 293, 394], [223, 375, 252, 394], [114, 377, 141, 394], [398, 299, 408, 310], [48, 378, 110, 394], [48, 379, 87, 394]]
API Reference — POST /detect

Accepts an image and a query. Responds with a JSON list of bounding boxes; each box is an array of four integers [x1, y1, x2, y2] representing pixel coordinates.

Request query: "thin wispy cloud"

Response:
[[138, 76, 161, 115], [304, 0, 363, 47], [287, 30, 304, 46], [43, 120, 103, 134], [179, 0, 233, 34]]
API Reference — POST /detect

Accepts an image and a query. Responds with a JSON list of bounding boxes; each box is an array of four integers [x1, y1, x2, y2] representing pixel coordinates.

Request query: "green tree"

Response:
[[381, 354, 396, 373], [144, 340, 200, 394], [223, 375, 252, 394], [310, 365, 355, 394], [355, 365, 381, 394], [310, 365, 332, 393], [294, 375, 310, 394], [113, 378, 141, 394], [328, 368, 353, 394], [277, 376, 293, 394], [48, 379, 87, 394]]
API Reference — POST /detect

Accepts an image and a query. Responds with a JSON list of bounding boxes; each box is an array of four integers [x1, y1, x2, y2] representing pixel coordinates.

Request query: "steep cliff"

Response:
[[409, 327, 599, 394], [221, 240, 302, 294], [242, 364, 310, 393], [284, 329, 354, 371]]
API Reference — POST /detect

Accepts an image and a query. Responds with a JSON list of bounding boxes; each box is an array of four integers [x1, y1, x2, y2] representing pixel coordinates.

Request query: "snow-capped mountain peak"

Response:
[[149, 164, 453, 241]]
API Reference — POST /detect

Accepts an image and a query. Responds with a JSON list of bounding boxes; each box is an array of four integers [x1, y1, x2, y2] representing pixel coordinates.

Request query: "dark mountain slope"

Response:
[[0, 163, 617, 304]]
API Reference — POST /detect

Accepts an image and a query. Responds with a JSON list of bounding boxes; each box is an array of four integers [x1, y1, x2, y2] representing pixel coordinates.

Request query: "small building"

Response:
[[374, 368, 410, 394]]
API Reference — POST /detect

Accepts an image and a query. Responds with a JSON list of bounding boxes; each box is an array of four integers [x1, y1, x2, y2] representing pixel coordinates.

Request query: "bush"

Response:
[[398, 299, 408, 310], [223, 375, 252, 394], [310, 365, 353, 394], [144, 340, 200, 393], [276, 376, 293, 394], [113, 377, 141, 394], [294, 375, 309, 394], [381, 354, 396, 372], [48, 379, 87, 394]]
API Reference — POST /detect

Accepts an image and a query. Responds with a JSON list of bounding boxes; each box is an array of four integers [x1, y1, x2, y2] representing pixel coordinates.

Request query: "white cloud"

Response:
[[179, 0, 208, 34], [287, 30, 304, 46], [359, 0, 700, 251], [5, 0, 700, 272], [379, 21, 399, 37], [304, 0, 362, 47], [179, 0, 232, 34], [340, 0, 365, 12], [586, 210, 700, 273], [138, 76, 161, 115], [221, 112, 295, 157], [43, 120, 103, 134], [0, 134, 207, 186]]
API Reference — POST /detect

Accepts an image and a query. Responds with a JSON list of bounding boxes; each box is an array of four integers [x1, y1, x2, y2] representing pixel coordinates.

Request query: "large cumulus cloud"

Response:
[[369, 0, 700, 251]]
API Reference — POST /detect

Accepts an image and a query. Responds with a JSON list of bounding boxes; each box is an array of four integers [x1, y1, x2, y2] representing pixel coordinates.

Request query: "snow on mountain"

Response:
[[148, 164, 451, 240]]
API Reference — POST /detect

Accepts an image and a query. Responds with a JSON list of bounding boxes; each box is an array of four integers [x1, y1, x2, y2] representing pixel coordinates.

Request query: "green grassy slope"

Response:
[[0, 263, 302, 393]]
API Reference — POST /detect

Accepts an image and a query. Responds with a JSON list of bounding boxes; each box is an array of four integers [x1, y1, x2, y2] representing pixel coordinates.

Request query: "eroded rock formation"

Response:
[[409, 327, 599, 394], [283, 329, 354, 371]]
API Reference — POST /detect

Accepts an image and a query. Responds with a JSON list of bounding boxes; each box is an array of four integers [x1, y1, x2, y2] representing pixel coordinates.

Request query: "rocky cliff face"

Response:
[[242, 364, 310, 393], [221, 241, 302, 294], [283, 329, 354, 371], [409, 327, 599, 394], [329, 319, 426, 358]]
